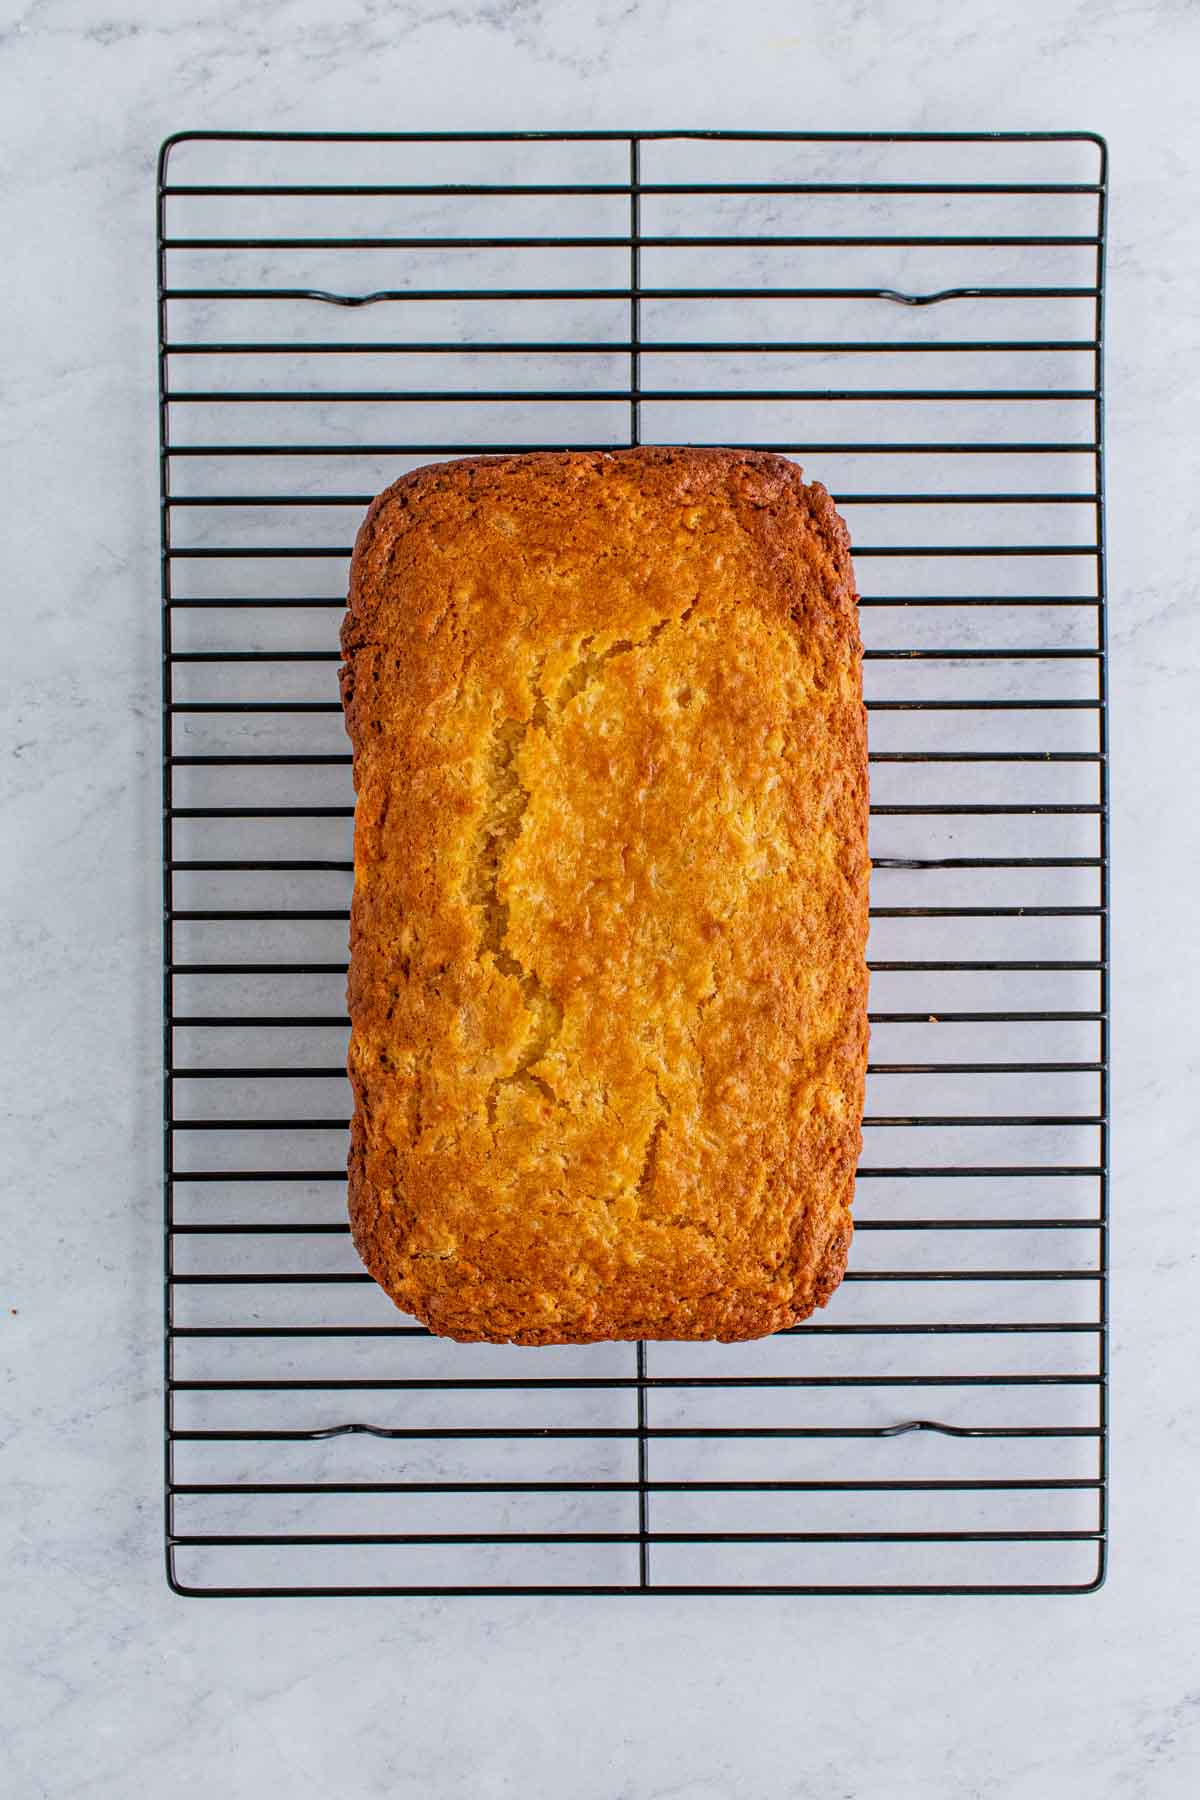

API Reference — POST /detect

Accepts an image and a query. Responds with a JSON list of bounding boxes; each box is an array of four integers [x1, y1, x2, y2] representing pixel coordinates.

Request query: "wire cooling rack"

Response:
[[158, 129, 1109, 1597]]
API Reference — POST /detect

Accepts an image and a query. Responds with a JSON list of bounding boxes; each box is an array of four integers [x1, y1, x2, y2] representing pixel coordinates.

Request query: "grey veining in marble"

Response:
[[3, 1, 1200, 1796]]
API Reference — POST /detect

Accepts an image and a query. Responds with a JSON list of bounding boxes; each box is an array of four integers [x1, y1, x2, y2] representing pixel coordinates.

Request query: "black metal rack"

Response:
[[158, 130, 1108, 1597]]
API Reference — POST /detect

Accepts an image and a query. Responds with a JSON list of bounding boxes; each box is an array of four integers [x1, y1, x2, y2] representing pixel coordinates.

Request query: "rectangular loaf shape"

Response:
[[340, 447, 869, 1343]]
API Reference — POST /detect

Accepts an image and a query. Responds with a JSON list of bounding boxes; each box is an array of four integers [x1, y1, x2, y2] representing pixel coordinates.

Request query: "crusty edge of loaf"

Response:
[[347, 1141, 853, 1345]]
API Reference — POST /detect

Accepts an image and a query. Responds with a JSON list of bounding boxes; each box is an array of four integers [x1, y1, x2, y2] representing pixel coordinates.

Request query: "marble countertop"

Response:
[[4, 1, 1200, 1795]]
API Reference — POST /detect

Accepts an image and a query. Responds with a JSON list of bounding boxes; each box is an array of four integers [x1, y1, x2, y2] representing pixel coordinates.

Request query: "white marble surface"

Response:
[[3, 1, 1200, 1795]]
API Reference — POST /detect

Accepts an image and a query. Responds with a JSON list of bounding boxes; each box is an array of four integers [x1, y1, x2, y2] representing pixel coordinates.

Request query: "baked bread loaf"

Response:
[[340, 447, 868, 1343]]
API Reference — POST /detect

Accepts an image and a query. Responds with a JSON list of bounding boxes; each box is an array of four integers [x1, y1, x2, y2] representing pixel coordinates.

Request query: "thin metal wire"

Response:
[[159, 128, 1108, 1600]]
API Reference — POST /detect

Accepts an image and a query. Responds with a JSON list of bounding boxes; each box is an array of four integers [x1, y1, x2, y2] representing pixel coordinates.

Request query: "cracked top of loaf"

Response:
[[340, 447, 869, 1343]]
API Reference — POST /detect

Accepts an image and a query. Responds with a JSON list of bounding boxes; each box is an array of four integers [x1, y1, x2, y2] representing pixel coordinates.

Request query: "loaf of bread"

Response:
[[340, 447, 869, 1343]]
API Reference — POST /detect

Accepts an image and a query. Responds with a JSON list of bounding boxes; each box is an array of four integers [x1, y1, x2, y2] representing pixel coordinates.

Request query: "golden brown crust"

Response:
[[340, 447, 869, 1343]]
